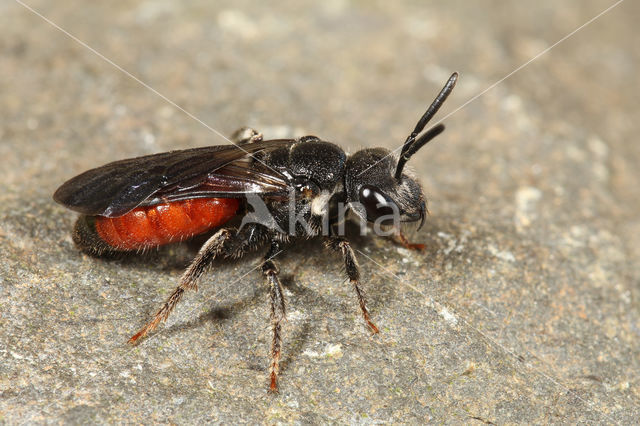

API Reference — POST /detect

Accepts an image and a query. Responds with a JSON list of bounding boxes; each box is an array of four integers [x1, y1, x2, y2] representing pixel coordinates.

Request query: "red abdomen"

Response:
[[94, 198, 239, 250]]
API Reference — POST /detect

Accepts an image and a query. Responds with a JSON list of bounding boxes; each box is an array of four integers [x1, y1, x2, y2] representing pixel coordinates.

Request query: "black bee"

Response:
[[53, 72, 458, 391]]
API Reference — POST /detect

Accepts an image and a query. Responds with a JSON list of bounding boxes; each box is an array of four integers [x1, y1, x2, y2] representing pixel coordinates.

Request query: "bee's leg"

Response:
[[325, 237, 379, 334], [230, 127, 263, 144], [262, 240, 286, 392], [129, 225, 267, 344], [392, 231, 425, 251]]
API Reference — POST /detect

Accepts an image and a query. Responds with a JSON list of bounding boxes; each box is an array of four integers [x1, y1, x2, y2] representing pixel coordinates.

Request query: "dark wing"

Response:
[[53, 140, 295, 217], [139, 160, 291, 206]]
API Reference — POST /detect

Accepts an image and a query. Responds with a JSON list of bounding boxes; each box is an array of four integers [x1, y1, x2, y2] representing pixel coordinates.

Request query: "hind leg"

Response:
[[129, 225, 267, 343], [230, 127, 263, 145]]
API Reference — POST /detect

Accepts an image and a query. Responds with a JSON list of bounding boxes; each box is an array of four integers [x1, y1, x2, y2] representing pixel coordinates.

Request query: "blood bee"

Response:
[[54, 73, 458, 392]]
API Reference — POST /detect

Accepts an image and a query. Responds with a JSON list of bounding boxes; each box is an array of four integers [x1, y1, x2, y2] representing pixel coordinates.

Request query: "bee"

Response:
[[54, 73, 458, 392]]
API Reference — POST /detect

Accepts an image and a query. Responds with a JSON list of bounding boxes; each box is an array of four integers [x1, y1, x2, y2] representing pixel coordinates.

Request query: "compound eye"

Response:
[[358, 185, 396, 222]]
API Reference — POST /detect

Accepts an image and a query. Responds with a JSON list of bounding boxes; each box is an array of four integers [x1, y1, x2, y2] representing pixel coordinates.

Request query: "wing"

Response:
[[139, 161, 291, 206], [53, 139, 295, 217]]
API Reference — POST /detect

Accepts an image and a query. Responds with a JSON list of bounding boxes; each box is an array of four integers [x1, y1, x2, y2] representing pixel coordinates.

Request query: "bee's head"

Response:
[[344, 72, 458, 230], [345, 148, 426, 228]]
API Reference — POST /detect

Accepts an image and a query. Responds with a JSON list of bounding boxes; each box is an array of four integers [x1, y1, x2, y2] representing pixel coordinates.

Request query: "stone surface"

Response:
[[1, 0, 639, 423]]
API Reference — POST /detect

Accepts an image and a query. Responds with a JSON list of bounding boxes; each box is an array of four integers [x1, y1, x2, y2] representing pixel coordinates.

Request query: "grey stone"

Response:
[[1, 0, 638, 423]]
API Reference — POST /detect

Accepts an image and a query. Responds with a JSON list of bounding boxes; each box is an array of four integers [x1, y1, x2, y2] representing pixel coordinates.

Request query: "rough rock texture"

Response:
[[1, 0, 638, 423]]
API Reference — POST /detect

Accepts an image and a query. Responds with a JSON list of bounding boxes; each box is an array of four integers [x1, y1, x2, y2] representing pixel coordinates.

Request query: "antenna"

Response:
[[395, 72, 458, 180]]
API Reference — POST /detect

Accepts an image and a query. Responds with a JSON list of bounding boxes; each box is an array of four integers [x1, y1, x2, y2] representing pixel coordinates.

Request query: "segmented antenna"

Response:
[[395, 72, 458, 180]]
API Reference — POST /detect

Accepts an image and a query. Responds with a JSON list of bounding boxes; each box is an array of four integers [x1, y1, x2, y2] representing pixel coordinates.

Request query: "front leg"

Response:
[[392, 230, 425, 251], [262, 240, 286, 392], [325, 237, 379, 334]]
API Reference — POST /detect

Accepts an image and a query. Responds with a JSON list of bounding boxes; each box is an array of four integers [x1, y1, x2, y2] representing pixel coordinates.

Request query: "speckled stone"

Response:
[[1, 0, 639, 423]]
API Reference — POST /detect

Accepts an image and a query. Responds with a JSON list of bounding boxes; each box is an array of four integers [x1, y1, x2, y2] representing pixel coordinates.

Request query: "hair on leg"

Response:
[[262, 241, 286, 392], [128, 228, 233, 343], [325, 236, 379, 334], [129, 224, 270, 343]]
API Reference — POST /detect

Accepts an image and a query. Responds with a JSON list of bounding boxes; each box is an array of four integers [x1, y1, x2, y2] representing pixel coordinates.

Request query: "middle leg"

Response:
[[262, 240, 286, 392]]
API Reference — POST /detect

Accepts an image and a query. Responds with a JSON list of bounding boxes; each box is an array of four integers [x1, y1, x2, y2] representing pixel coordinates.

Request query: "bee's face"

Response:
[[345, 148, 426, 228]]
